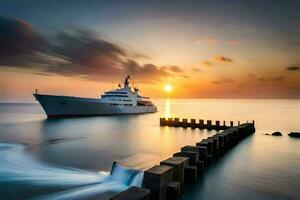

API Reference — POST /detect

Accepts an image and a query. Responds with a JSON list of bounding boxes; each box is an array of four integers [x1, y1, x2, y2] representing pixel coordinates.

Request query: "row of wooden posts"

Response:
[[160, 117, 255, 130], [110, 121, 256, 200]]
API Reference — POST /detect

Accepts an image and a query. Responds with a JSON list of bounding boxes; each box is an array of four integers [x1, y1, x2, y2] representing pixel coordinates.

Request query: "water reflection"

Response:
[[164, 99, 172, 118], [0, 100, 299, 200]]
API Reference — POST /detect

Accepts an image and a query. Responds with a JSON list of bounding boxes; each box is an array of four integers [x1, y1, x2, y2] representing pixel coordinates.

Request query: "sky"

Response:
[[0, 0, 299, 102]]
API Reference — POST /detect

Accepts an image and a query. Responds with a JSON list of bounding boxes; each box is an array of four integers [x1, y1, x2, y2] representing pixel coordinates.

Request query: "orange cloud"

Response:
[[214, 55, 233, 63], [191, 67, 203, 72], [211, 77, 234, 84]]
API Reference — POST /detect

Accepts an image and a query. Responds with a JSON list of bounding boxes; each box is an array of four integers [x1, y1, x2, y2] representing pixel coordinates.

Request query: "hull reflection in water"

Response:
[[0, 143, 143, 200]]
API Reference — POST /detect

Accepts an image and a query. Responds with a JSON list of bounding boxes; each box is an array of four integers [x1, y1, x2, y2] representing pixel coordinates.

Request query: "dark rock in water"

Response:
[[264, 133, 270, 135], [272, 132, 282, 136], [288, 132, 300, 138]]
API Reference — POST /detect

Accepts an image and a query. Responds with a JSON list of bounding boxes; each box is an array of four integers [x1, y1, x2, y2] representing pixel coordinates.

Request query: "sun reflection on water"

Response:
[[164, 99, 172, 118]]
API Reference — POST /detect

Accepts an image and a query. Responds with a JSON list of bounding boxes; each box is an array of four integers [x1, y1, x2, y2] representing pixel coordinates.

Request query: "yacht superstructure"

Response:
[[34, 76, 157, 117]]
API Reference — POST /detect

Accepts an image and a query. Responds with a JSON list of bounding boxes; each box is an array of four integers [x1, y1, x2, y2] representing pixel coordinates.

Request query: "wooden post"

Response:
[[143, 165, 173, 200], [215, 120, 220, 129], [207, 120, 212, 130], [182, 119, 188, 128], [160, 118, 166, 126], [174, 118, 179, 127], [165, 118, 169, 126], [199, 119, 204, 129], [217, 134, 225, 155], [181, 145, 207, 171], [230, 121, 233, 127], [173, 151, 198, 182], [168, 118, 174, 126], [110, 186, 150, 200], [191, 119, 196, 129], [160, 157, 188, 194]]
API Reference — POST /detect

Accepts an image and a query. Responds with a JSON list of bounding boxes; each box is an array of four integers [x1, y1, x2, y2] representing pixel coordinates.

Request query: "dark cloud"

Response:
[[166, 65, 183, 73], [259, 76, 285, 82], [286, 66, 300, 71], [211, 78, 234, 84], [0, 17, 45, 66], [122, 59, 170, 82], [0, 17, 183, 83], [214, 56, 233, 63]]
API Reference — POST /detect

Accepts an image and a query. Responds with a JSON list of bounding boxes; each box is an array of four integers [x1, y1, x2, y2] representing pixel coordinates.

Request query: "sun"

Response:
[[164, 84, 173, 92]]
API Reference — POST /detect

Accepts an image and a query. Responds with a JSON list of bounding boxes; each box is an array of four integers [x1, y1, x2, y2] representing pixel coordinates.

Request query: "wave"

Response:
[[0, 143, 143, 200]]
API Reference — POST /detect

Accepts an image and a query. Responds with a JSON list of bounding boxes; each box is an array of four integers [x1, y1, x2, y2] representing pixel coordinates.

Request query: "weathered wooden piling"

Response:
[[199, 119, 204, 128], [190, 119, 196, 129], [160, 118, 166, 126], [182, 119, 188, 128], [110, 186, 151, 200], [174, 118, 180, 127], [216, 134, 225, 155], [112, 121, 256, 200], [143, 165, 173, 200], [207, 120, 212, 130], [197, 139, 213, 165], [212, 136, 219, 157], [160, 157, 188, 194], [166, 181, 181, 200], [181, 145, 205, 174], [215, 120, 220, 129], [168, 118, 174, 126], [173, 151, 198, 182], [160, 117, 243, 130]]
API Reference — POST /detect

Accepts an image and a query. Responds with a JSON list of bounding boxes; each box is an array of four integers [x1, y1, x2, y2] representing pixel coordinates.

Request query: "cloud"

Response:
[[259, 76, 285, 82], [211, 78, 234, 84], [0, 17, 46, 66], [0, 17, 184, 83], [195, 37, 217, 46], [286, 66, 300, 71], [191, 67, 203, 73], [164, 65, 183, 73], [247, 73, 286, 83], [198, 55, 233, 69], [202, 61, 213, 67], [214, 56, 233, 63]]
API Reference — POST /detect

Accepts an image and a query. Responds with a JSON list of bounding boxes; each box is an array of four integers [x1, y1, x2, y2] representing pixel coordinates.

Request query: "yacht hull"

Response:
[[34, 94, 157, 118]]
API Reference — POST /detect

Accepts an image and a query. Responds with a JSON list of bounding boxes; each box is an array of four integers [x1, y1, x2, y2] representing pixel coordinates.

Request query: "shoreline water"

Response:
[[0, 99, 299, 199]]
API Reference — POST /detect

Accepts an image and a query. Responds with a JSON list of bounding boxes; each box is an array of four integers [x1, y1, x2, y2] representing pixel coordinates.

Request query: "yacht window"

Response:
[[105, 92, 128, 95], [102, 95, 128, 98]]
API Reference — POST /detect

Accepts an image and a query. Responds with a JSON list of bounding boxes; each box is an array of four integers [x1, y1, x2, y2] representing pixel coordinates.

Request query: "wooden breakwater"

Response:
[[160, 117, 255, 130], [110, 122, 255, 200]]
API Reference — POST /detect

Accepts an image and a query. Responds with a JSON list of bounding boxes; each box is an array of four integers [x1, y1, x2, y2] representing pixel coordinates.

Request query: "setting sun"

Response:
[[164, 84, 173, 92]]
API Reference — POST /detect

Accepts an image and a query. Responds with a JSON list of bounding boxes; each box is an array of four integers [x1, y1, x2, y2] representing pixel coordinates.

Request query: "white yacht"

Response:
[[34, 76, 157, 117]]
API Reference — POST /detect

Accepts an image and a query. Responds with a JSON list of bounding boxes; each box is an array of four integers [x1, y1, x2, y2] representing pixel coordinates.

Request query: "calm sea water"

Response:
[[0, 99, 299, 199]]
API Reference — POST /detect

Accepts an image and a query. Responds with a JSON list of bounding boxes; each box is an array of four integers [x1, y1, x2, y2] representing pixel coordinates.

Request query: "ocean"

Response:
[[0, 99, 299, 199]]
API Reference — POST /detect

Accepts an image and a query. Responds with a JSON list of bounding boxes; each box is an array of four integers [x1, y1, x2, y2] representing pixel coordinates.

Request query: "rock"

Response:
[[264, 133, 270, 135], [288, 132, 300, 138], [272, 132, 282, 136]]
